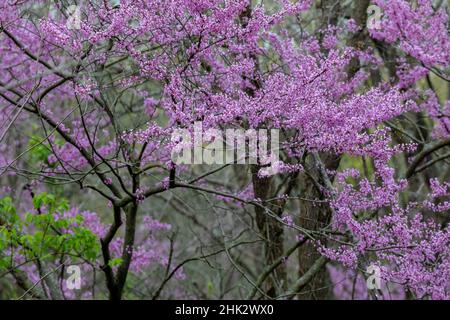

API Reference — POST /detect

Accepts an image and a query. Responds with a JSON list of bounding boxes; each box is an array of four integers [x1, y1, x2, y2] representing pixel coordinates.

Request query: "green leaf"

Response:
[[108, 257, 123, 268]]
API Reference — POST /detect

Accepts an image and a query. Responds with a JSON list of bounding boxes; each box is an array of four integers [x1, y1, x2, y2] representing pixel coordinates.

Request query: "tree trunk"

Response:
[[251, 165, 286, 297], [297, 153, 340, 299]]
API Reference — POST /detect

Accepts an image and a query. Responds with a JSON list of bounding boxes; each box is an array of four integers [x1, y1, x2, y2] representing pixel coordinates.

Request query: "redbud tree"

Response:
[[0, 0, 448, 300]]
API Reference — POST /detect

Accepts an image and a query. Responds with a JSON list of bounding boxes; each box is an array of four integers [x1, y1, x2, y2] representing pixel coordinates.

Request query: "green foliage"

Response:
[[0, 197, 19, 224], [27, 135, 52, 164], [108, 257, 123, 268], [0, 193, 100, 271], [27, 135, 65, 167]]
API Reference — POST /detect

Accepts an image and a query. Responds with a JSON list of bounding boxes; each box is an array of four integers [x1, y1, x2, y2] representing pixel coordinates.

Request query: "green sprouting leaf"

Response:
[[108, 257, 123, 268], [2, 193, 100, 267], [54, 218, 70, 229], [28, 135, 51, 164], [58, 199, 70, 212], [0, 197, 19, 225], [32, 193, 46, 209], [207, 281, 214, 297], [32, 193, 58, 213]]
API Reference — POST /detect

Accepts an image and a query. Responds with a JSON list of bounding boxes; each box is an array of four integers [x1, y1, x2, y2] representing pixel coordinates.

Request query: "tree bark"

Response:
[[251, 165, 286, 297], [297, 153, 340, 299]]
